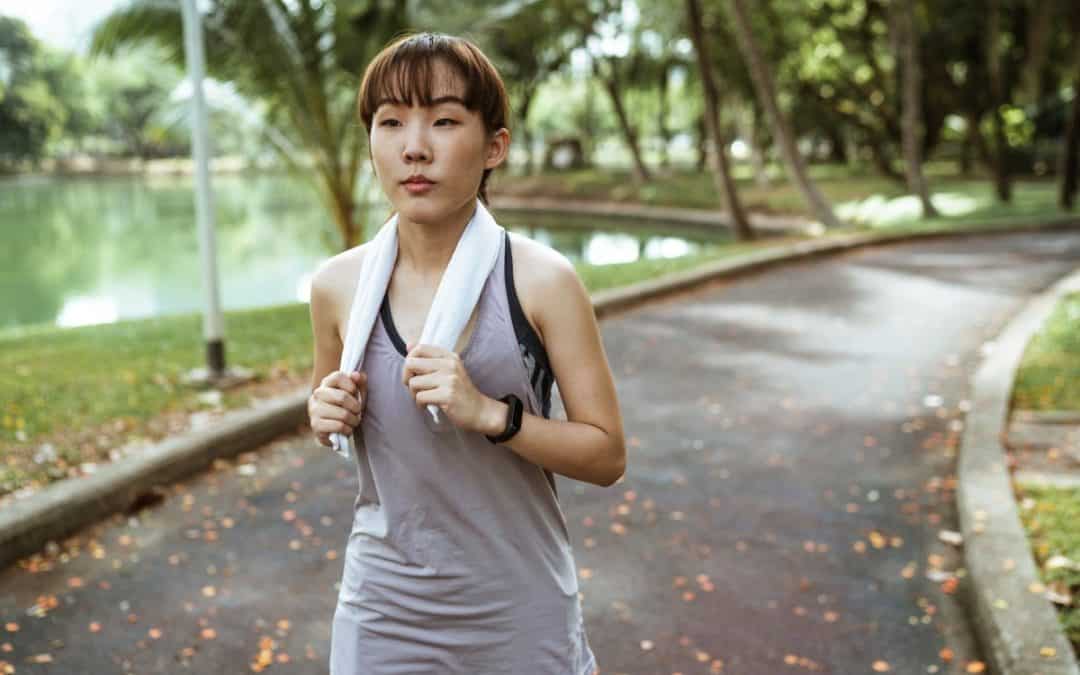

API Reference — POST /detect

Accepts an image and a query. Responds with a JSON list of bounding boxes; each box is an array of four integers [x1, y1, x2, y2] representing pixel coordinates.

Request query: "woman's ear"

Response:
[[484, 127, 511, 169]]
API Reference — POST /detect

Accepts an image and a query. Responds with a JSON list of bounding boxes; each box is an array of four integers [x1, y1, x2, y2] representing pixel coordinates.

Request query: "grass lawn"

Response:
[[2, 165, 1076, 500], [1016, 483, 1080, 652], [1013, 292, 1080, 411], [492, 163, 1077, 231]]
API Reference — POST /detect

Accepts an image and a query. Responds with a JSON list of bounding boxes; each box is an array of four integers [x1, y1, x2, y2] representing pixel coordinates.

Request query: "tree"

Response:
[[0, 17, 69, 170], [91, 0, 411, 249], [889, 0, 938, 218], [1060, 15, 1080, 209], [684, 0, 753, 240], [986, 0, 1013, 202], [727, 0, 843, 228], [477, 2, 584, 175]]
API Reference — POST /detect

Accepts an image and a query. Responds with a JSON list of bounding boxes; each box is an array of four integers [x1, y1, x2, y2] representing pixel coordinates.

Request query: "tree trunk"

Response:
[[593, 56, 652, 183], [320, 175, 360, 249], [1020, 0, 1055, 104], [823, 123, 848, 164], [685, 0, 754, 241], [727, 0, 843, 228], [1060, 54, 1080, 209], [740, 105, 770, 187], [960, 127, 974, 176], [518, 87, 536, 175], [695, 114, 708, 172], [891, 0, 938, 218], [1061, 90, 1080, 209], [657, 62, 672, 170], [987, 0, 1013, 202]]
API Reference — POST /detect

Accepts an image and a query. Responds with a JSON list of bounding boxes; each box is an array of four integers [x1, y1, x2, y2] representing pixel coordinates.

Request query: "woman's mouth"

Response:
[[402, 178, 436, 195]]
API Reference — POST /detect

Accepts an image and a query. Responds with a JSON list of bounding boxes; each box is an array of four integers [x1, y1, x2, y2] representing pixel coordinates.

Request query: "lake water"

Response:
[[0, 172, 731, 332]]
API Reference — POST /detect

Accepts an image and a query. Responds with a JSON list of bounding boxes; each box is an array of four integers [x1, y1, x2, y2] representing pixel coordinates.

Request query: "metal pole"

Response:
[[180, 0, 226, 377]]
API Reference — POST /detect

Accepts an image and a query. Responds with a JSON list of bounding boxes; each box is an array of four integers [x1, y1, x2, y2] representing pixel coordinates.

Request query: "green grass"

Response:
[[492, 164, 1074, 231], [1013, 292, 1080, 411], [1016, 483, 1080, 651], [493, 164, 907, 213], [1, 302, 316, 495]]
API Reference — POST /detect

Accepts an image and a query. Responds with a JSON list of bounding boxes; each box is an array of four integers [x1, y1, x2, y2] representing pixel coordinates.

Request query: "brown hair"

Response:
[[357, 32, 510, 205]]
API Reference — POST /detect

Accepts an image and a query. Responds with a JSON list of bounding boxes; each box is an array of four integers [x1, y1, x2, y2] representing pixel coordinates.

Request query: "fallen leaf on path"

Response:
[[938, 530, 963, 545]]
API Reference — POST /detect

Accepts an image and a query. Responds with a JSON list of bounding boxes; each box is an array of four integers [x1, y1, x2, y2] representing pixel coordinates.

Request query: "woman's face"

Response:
[[369, 60, 508, 226]]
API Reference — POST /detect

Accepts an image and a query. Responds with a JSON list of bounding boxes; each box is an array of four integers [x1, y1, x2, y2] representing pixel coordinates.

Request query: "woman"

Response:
[[307, 32, 624, 674]]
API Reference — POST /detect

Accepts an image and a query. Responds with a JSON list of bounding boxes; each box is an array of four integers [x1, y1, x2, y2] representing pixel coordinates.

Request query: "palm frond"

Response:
[[88, 0, 184, 63]]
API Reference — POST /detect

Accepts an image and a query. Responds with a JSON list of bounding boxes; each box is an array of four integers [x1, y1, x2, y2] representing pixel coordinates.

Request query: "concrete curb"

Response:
[[0, 392, 308, 569], [1, 217, 1077, 572], [956, 265, 1080, 675]]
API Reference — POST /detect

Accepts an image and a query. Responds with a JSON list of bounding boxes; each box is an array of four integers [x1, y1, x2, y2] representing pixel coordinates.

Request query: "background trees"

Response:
[[3, 0, 1079, 243]]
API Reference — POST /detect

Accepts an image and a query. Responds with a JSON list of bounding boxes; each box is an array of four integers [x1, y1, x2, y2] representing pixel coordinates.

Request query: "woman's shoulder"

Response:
[[506, 230, 576, 286], [506, 230, 583, 341], [310, 241, 372, 331]]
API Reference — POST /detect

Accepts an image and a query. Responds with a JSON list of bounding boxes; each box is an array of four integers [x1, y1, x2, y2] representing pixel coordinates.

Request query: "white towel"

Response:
[[329, 198, 505, 461]]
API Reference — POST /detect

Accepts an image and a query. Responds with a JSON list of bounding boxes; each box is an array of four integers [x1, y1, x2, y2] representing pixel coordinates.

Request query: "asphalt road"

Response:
[[3, 230, 1079, 674]]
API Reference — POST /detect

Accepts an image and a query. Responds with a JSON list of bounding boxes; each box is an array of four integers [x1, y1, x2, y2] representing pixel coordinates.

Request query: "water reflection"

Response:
[[0, 173, 730, 331]]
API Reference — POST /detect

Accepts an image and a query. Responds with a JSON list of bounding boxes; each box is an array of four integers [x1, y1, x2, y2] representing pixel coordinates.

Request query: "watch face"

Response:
[[493, 394, 523, 441], [509, 395, 523, 431]]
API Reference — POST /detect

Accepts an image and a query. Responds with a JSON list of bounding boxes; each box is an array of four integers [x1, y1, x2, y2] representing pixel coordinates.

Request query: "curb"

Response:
[[956, 265, 1080, 675], [2, 217, 1078, 572], [0, 392, 308, 569]]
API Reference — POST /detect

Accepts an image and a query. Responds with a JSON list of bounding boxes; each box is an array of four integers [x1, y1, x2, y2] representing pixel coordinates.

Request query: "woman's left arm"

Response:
[[479, 254, 626, 487]]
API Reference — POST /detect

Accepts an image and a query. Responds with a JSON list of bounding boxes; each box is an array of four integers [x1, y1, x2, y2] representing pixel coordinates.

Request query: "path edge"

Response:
[[2, 218, 1077, 572], [956, 264, 1080, 675]]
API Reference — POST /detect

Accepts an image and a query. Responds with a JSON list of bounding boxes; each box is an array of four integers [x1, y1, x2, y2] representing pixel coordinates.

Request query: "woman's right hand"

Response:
[[309, 370, 367, 447]]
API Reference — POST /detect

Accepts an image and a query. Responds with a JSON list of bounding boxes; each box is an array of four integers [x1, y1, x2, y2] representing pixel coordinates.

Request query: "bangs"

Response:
[[368, 55, 471, 111], [357, 33, 509, 134]]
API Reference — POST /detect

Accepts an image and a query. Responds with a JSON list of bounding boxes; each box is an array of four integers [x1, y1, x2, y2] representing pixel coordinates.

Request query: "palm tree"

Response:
[[90, 0, 410, 250], [684, 0, 752, 240], [727, 0, 843, 229]]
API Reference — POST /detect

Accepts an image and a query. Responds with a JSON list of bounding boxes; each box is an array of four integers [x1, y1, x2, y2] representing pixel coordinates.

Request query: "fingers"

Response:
[[310, 412, 360, 436], [322, 369, 359, 395], [310, 370, 367, 446], [315, 371, 365, 413], [312, 398, 361, 426]]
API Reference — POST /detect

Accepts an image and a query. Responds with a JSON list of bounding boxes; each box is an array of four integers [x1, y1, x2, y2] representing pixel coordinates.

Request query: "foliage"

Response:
[[0, 16, 70, 168], [89, 0, 413, 248]]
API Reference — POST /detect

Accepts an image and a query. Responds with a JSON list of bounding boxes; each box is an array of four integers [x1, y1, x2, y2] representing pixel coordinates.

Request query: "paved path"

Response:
[[2, 231, 1079, 674]]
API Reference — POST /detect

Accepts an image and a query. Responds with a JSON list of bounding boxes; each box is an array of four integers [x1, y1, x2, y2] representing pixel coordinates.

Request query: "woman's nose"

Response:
[[403, 145, 429, 162], [402, 128, 430, 162]]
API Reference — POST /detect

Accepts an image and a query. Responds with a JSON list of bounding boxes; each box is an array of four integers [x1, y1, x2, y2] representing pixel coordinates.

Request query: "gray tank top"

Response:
[[330, 231, 597, 675]]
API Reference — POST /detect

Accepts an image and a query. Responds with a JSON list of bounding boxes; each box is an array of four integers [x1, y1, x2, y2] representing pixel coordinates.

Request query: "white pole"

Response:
[[180, 0, 226, 376]]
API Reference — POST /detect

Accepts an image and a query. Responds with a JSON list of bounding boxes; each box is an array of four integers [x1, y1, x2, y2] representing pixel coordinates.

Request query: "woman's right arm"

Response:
[[307, 259, 366, 447]]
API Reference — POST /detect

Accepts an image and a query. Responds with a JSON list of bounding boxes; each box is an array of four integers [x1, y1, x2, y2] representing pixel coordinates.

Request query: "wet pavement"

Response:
[[2, 230, 1079, 674]]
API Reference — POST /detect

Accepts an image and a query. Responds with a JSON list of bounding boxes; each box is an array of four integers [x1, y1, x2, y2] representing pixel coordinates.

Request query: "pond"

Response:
[[0, 172, 734, 331]]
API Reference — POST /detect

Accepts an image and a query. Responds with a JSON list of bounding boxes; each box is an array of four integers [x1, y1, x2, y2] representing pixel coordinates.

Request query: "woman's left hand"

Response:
[[402, 343, 492, 433]]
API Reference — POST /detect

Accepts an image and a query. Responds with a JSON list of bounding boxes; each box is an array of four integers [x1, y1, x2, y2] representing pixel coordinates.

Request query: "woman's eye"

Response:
[[378, 119, 400, 127], [435, 118, 457, 126]]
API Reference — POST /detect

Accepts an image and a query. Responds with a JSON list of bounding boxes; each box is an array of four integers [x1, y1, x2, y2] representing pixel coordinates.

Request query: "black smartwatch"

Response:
[[486, 394, 523, 444]]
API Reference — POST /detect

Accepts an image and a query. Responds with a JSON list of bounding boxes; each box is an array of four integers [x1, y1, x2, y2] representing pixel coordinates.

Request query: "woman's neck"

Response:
[[393, 199, 477, 283]]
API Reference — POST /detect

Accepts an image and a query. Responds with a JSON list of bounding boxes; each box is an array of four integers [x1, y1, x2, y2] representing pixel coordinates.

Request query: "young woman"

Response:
[[307, 32, 624, 674]]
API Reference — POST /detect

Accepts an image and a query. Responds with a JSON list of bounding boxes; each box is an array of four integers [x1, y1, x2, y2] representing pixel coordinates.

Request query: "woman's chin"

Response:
[[392, 201, 444, 225]]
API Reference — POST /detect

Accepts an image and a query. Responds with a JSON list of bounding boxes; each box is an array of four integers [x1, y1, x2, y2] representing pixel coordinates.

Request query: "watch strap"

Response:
[[486, 394, 523, 444]]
